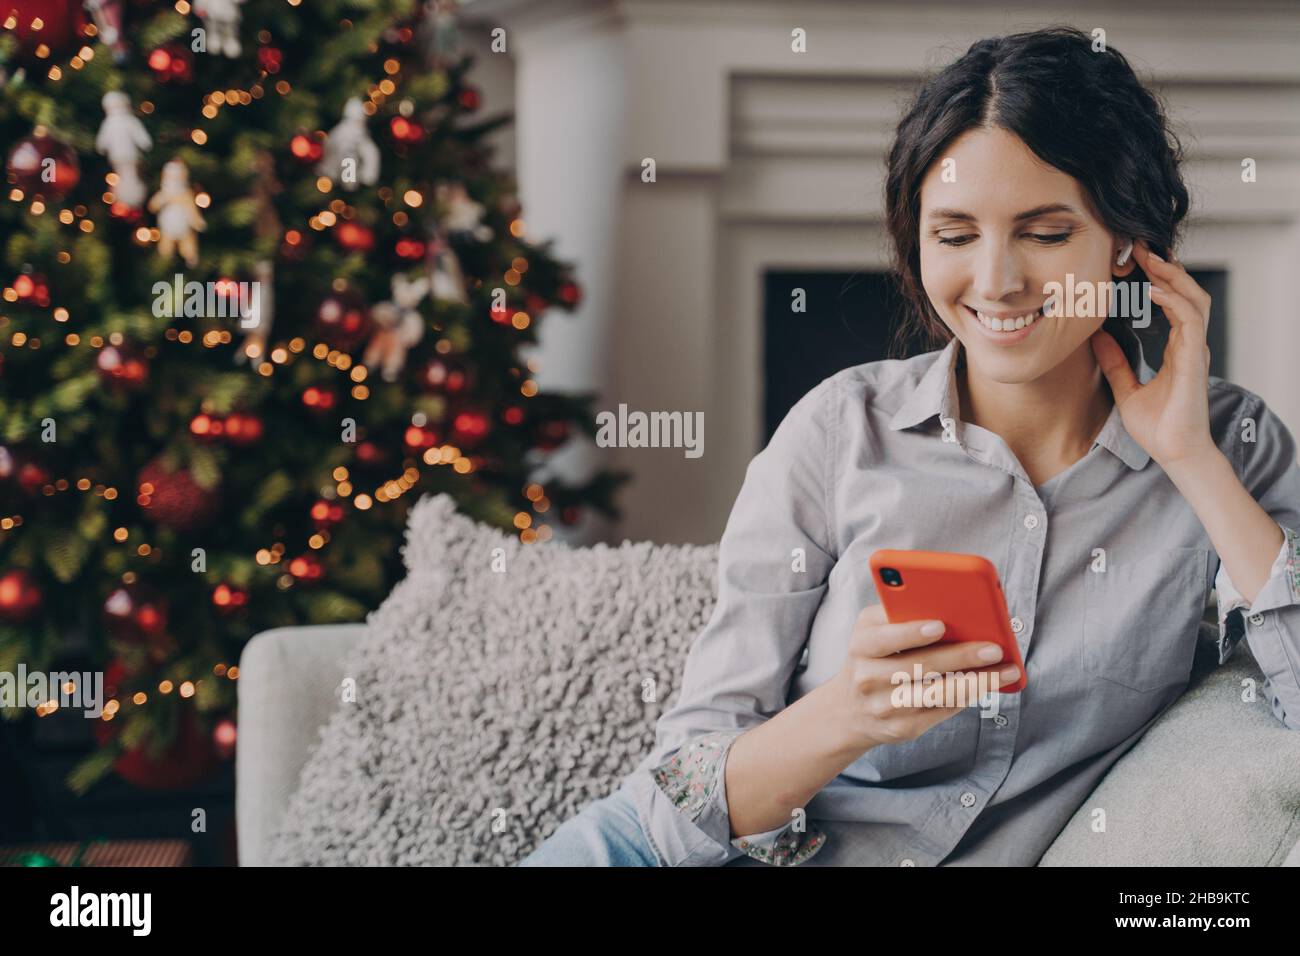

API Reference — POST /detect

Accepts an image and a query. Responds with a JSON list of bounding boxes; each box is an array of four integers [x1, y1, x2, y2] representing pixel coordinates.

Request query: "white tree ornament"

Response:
[[96, 91, 152, 209], [194, 0, 246, 58], [317, 98, 380, 191], [364, 274, 430, 381]]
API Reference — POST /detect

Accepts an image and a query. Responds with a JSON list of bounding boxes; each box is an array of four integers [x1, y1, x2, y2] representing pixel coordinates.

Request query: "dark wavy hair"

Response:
[[884, 27, 1189, 355]]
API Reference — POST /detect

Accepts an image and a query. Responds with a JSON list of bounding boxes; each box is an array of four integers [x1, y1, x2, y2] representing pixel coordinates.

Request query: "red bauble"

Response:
[[0, 568, 42, 623], [309, 498, 345, 528], [0, 446, 50, 497], [313, 287, 371, 351], [96, 343, 149, 390], [257, 45, 283, 73], [301, 386, 338, 415], [6, 132, 79, 201], [289, 132, 324, 163], [287, 553, 323, 582], [488, 299, 512, 325], [136, 457, 220, 531], [335, 221, 375, 253], [502, 405, 525, 426], [211, 583, 248, 614], [10, 270, 50, 307], [418, 356, 472, 394], [4, 1, 87, 59], [147, 43, 193, 82], [103, 582, 169, 644], [389, 115, 424, 144], [535, 419, 571, 451], [354, 440, 386, 466], [213, 717, 237, 760], [403, 424, 440, 452], [93, 704, 219, 791], [450, 407, 491, 447], [395, 236, 426, 260], [457, 86, 481, 111], [558, 280, 582, 307], [222, 412, 263, 446]]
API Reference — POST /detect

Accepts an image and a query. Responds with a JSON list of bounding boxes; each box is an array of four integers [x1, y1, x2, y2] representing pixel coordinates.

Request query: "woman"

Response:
[[519, 26, 1300, 867]]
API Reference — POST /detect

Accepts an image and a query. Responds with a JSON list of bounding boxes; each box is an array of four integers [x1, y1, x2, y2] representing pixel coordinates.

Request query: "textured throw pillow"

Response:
[[265, 493, 717, 866]]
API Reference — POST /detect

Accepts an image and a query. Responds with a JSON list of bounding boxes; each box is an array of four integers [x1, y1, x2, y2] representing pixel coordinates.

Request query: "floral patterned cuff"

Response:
[[649, 729, 828, 866]]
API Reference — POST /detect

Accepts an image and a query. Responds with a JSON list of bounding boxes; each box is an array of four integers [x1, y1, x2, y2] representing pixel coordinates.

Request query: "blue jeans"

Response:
[[518, 784, 661, 867]]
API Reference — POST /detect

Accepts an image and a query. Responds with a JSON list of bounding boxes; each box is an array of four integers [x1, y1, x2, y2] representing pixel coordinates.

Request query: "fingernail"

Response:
[[1149, 284, 1166, 296], [920, 621, 945, 637], [978, 644, 1003, 662], [1148, 250, 1164, 262], [999, 665, 1019, 681]]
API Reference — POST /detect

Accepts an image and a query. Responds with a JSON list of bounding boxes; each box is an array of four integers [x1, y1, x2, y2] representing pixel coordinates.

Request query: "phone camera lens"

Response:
[[880, 567, 903, 587]]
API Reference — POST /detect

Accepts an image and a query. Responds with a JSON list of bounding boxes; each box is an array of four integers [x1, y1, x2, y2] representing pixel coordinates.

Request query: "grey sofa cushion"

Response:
[[1040, 637, 1300, 865], [265, 493, 716, 865]]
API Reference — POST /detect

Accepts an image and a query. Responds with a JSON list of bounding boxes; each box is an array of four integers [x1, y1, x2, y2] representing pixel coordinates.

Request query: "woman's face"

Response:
[[918, 126, 1129, 384]]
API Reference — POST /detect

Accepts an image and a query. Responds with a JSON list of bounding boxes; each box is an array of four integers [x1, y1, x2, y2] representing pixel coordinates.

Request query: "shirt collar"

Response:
[[886, 317, 1154, 471]]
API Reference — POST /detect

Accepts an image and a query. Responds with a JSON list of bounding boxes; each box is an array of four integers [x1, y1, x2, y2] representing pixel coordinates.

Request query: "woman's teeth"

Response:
[[972, 307, 1041, 332]]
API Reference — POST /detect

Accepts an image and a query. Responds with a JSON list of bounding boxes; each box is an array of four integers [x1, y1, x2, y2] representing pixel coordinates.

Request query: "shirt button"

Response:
[[959, 791, 977, 808], [900, 858, 915, 866], [993, 714, 1008, 727], [1249, 612, 1265, 626], [1010, 616, 1024, 633], [1022, 514, 1039, 530]]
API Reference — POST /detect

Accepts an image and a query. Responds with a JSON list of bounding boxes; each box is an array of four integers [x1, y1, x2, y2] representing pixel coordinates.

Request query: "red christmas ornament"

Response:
[[0, 568, 42, 623], [450, 407, 491, 447], [488, 299, 512, 325], [418, 356, 472, 395], [147, 43, 193, 83], [558, 280, 582, 307], [309, 498, 345, 528], [403, 424, 440, 452], [287, 553, 324, 582], [280, 228, 311, 261], [4, 1, 87, 59], [535, 419, 571, 451], [389, 115, 424, 144], [525, 293, 549, 315], [313, 287, 371, 351], [103, 582, 169, 644], [211, 583, 248, 614], [189, 413, 222, 441], [10, 271, 50, 307], [395, 236, 426, 260], [93, 703, 219, 791], [457, 86, 481, 111], [222, 411, 263, 446], [503, 405, 525, 426], [0, 446, 50, 497], [6, 132, 79, 201], [109, 200, 144, 223], [354, 440, 385, 466], [257, 45, 283, 73], [289, 132, 324, 163], [96, 343, 148, 390], [334, 221, 375, 253], [213, 717, 237, 760], [136, 457, 220, 531], [301, 386, 337, 414]]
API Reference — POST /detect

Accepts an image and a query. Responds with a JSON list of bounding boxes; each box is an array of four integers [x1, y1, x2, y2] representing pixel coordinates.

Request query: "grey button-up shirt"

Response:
[[623, 322, 1300, 866]]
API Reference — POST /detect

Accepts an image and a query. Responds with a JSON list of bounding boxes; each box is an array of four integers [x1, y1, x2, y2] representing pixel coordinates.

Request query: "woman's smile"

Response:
[[961, 302, 1045, 344]]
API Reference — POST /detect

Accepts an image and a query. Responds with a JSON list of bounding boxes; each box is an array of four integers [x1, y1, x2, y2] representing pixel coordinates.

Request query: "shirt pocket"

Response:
[[1082, 547, 1209, 693]]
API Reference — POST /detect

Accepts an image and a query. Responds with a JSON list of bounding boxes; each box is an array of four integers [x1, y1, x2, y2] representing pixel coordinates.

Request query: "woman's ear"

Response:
[[1112, 238, 1136, 277]]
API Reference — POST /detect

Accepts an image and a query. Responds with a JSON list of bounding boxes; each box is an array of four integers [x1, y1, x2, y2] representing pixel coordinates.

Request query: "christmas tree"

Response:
[[0, 0, 625, 792]]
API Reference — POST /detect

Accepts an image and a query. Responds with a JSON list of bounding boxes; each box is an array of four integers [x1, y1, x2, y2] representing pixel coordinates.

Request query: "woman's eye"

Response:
[[1027, 232, 1071, 244], [937, 235, 976, 246]]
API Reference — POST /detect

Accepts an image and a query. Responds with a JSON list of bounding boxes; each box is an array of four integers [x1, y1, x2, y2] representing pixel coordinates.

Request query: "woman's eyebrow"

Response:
[[925, 203, 1081, 223]]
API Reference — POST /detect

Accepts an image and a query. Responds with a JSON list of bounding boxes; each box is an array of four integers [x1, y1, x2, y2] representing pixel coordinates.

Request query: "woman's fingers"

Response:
[[1149, 283, 1207, 342], [1090, 329, 1140, 404], [1134, 240, 1211, 319]]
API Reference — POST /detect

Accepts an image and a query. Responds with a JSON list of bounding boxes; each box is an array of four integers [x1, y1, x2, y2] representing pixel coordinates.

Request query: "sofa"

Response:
[[238, 616, 1300, 867]]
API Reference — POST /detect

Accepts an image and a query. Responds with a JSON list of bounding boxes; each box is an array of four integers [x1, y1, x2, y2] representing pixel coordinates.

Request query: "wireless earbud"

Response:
[[1115, 240, 1133, 267]]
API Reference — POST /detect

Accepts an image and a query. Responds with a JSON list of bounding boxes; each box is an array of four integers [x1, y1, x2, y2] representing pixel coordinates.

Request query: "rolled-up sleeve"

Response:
[[626, 377, 841, 866], [1214, 394, 1300, 729]]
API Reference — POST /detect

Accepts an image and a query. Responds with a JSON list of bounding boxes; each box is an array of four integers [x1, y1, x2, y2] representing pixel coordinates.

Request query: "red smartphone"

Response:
[[868, 549, 1027, 693]]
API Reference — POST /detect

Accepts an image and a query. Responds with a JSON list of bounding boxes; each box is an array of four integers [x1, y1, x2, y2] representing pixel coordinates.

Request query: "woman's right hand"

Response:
[[830, 603, 1020, 750]]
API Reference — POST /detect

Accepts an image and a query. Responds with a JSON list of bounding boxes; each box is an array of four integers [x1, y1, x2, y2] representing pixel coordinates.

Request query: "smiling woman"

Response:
[[521, 26, 1300, 869]]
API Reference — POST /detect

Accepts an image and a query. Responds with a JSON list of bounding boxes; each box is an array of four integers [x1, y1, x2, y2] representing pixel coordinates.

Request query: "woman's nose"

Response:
[[971, 241, 1027, 302]]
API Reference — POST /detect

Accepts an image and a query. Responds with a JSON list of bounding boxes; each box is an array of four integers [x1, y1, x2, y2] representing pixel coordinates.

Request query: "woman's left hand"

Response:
[[1089, 240, 1217, 469]]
